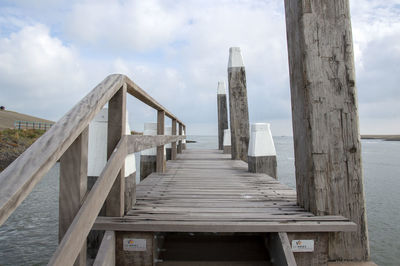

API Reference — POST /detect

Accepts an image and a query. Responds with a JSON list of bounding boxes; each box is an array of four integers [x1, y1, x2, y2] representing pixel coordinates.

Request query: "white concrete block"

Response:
[[165, 126, 172, 148], [88, 108, 136, 177], [182, 128, 186, 144], [248, 123, 276, 156], [228, 47, 244, 68], [217, 81, 226, 95], [223, 129, 231, 146], [141, 122, 157, 156]]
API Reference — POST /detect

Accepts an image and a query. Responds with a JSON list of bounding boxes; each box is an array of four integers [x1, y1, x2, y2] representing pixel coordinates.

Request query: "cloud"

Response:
[[0, 23, 87, 120]]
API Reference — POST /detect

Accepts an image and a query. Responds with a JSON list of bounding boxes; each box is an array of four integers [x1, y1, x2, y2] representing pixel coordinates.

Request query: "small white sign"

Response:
[[123, 238, 147, 251], [291, 239, 314, 252]]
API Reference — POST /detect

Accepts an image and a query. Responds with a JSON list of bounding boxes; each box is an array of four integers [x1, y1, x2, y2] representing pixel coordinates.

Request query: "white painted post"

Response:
[[140, 123, 157, 180], [182, 128, 186, 150], [248, 123, 277, 179], [165, 126, 172, 160], [223, 129, 231, 154]]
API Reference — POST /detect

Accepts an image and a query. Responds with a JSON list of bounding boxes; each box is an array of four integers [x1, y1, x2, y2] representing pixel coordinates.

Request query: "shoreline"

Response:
[[361, 135, 400, 141]]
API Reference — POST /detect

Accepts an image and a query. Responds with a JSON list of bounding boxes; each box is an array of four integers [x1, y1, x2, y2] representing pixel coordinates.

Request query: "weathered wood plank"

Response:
[[284, 0, 369, 260], [48, 137, 126, 266], [93, 231, 115, 266], [127, 135, 185, 154], [59, 128, 88, 266], [157, 110, 166, 173], [106, 84, 126, 217], [177, 123, 183, 154], [217, 82, 229, 150], [0, 74, 124, 226]]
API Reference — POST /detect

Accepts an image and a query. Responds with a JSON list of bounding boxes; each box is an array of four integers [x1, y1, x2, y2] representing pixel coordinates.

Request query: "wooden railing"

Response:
[[0, 74, 185, 266]]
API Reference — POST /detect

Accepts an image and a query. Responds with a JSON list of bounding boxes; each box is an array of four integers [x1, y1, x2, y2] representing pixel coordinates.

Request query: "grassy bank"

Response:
[[0, 129, 45, 171]]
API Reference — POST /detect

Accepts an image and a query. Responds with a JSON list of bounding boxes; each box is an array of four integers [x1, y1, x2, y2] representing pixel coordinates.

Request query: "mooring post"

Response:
[[227, 47, 250, 161], [177, 123, 183, 154], [171, 119, 177, 160], [165, 126, 172, 160], [217, 81, 229, 150], [223, 129, 231, 154], [182, 126, 187, 150], [248, 123, 277, 179], [59, 127, 88, 266], [106, 84, 126, 217], [284, 0, 369, 260], [140, 123, 157, 180], [156, 110, 166, 173]]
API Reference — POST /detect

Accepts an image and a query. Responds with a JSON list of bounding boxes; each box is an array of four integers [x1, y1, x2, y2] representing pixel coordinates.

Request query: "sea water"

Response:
[[0, 136, 398, 265]]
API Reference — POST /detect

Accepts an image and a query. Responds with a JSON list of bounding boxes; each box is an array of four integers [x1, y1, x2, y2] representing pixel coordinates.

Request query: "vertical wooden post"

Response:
[[171, 119, 177, 160], [217, 81, 229, 150], [157, 110, 165, 173], [227, 47, 250, 162], [105, 84, 126, 217], [59, 127, 88, 266], [177, 123, 183, 154], [284, 0, 369, 260]]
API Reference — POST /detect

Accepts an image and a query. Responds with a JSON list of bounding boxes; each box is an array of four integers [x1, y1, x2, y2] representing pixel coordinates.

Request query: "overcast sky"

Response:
[[1, 0, 399, 135]]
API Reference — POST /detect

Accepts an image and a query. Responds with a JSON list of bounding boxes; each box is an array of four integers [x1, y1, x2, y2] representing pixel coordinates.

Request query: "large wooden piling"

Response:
[[227, 47, 250, 161], [284, 0, 369, 260], [217, 81, 229, 150], [157, 110, 166, 173]]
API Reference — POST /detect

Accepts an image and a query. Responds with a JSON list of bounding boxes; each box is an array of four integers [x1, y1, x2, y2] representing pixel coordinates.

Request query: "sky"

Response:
[[0, 0, 399, 136]]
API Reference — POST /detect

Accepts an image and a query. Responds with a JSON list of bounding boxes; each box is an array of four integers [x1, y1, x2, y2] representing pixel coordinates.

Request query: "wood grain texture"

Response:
[[157, 110, 166, 173], [115, 232, 155, 266], [284, 0, 369, 260], [248, 156, 277, 179], [217, 94, 228, 150], [94, 149, 356, 233], [0, 74, 124, 226], [106, 85, 126, 217], [287, 233, 329, 266], [59, 128, 88, 266], [128, 135, 185, 154], [48, 137, 126, 266], [228, 67, 249, 162], [93, 231, 115, 266], [171, 119, 177, 160]]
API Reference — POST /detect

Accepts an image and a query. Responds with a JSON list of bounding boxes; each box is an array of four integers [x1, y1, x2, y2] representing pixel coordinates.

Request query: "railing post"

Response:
[[59, 127, 88, 266], [171, 119, 177, 160], [105, 84, 126, 217], [177, 123, 183, 154], [156, 110, 165, 173]]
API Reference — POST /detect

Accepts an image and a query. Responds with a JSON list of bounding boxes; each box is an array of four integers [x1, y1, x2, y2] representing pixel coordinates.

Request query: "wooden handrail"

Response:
[[0, 74, 185, 226]]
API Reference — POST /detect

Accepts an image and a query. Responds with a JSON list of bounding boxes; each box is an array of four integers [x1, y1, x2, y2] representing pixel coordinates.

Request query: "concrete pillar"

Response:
[[217, 81, 229, 150], [248, 123, 277, 179], [182, 128, 186, 150], [165, 126, 172, 160], [140, 123, 157, 181], [284, 0, 369, 260], [223, 129, 231, 154], [227, 47, 250, 162]]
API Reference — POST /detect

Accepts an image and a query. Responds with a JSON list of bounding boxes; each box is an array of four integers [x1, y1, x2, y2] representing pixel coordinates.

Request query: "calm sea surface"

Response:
[[0, 136, 399, 265]]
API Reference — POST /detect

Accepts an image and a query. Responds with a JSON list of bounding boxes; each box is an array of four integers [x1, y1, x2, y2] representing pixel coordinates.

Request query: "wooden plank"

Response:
[[266, 233, 297, 266], [171, 119, 177, 160], [0, 74, 124, 226], [125, 77, 184, 126], [106, 84, 126, 217], [287, 233, 329, 266], [59, 127, 88, 266], [157, 110, 165, 173], [48, 137, 126, 266], [127, 135, 184, 154], [93, 231, 115, 266], [93, 218, 357, 233], [284, 0, 369, 260]]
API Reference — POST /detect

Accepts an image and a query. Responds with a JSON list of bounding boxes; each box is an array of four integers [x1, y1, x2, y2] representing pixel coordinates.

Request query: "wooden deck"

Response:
[[94, 149, 356, 233]]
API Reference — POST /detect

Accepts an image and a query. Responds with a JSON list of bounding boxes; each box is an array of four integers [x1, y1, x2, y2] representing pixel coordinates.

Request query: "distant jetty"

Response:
[[361, 135, 400, 141]]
